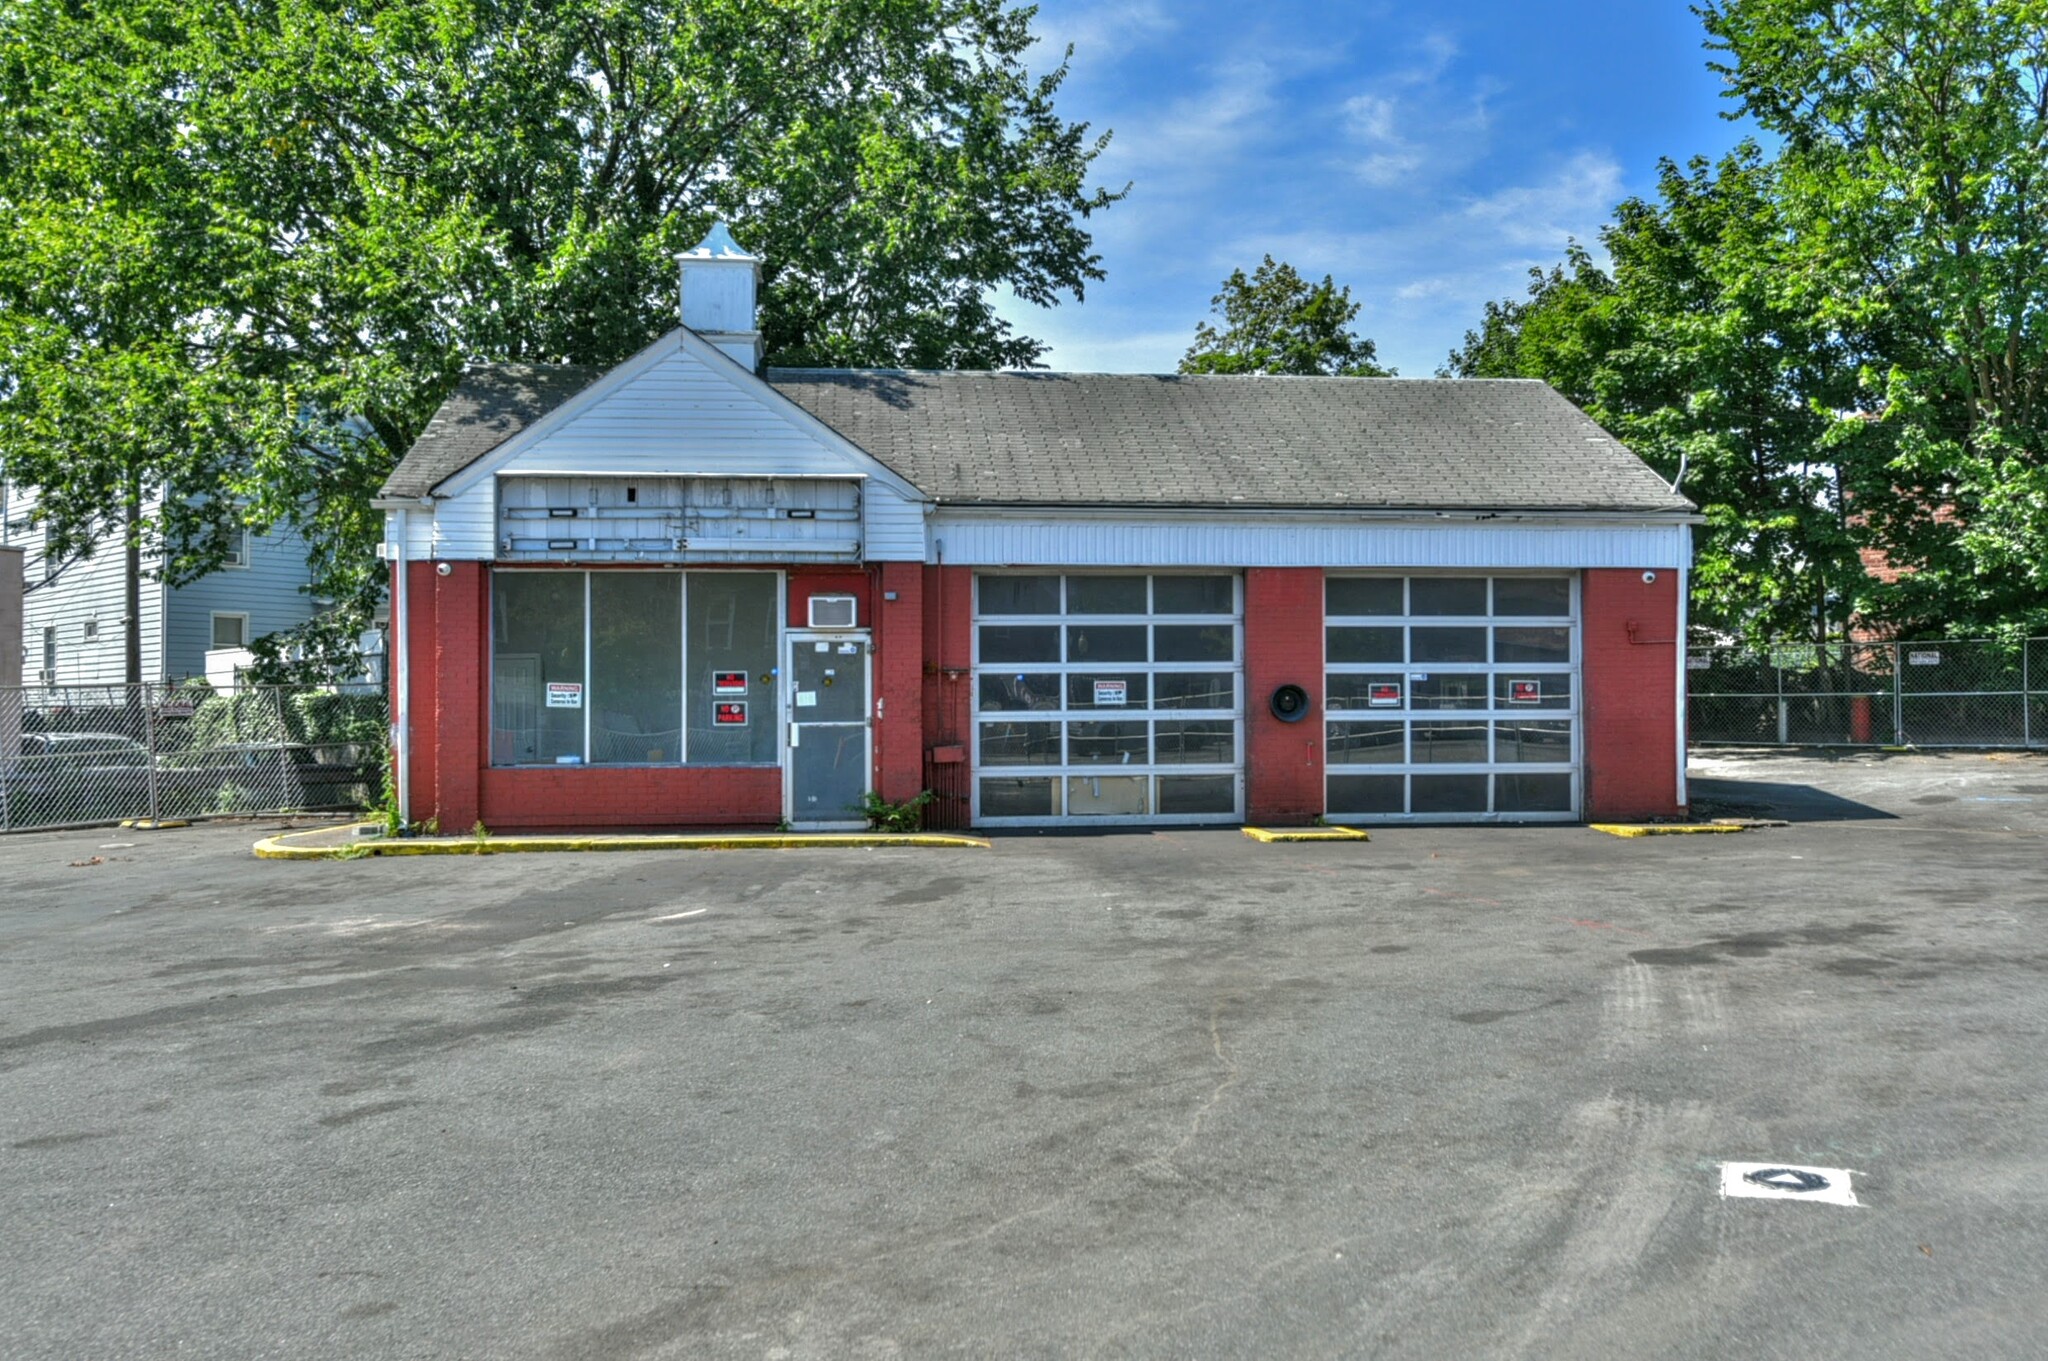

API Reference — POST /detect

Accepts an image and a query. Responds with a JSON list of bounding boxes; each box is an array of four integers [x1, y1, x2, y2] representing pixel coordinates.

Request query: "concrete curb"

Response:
[[254, 823, 993, 860], [1591, 823, 1748, 838], [1242, 826, 1370, 843]]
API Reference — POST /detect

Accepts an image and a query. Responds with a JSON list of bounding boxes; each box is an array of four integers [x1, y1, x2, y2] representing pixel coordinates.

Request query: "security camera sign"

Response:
[[545, 682, 583, 709], [1093, 680, 1128, 706]]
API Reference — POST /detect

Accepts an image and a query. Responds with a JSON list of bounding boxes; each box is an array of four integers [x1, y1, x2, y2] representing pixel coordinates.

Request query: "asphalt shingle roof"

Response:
[[382, 361, 1693, 515], [767, 371, 1692, 513], [380, 364, 603, 499]]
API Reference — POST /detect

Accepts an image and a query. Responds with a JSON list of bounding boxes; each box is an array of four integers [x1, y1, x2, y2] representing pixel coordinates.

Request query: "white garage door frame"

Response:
[[1323, 571, 1582, 823], [970, 571, 1245, 827]]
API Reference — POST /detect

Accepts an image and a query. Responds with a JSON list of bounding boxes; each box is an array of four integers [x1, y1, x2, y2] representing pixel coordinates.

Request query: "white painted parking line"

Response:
[[1720, 1162, 1859, 1206], [649, 909, 708, 922]]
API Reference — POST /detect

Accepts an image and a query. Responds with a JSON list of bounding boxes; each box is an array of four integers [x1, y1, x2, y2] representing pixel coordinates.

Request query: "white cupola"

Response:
[[677, 223, 762, 370]]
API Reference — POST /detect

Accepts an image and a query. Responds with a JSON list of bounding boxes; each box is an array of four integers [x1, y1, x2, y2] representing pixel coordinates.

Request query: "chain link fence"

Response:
[[1688, 638, 2048, 748], [0, 683, 386, 833]]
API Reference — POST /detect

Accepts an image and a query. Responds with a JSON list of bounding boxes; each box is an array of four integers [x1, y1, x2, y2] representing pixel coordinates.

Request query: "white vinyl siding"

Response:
[[408, 337, 926, 561], [1324, 573, 1580, 823]]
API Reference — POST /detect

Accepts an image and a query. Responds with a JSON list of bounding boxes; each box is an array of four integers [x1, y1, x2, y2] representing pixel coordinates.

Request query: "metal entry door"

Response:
[[785, 632, 872, 829]]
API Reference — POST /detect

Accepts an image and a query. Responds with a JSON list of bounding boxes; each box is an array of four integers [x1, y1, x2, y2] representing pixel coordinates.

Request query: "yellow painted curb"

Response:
[[1242, 826, 1370, 842], [119, 818, 190, 830], [254, 823, 992, 860], [1591, 823, 1749, 838]]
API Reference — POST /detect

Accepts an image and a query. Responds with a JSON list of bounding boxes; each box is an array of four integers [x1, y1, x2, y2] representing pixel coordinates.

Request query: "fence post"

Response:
[[1892, 643, 1905, 745], [2026, 642, 2034, 748], [142, 682, 161, 824], [1775, 655, 1788, 744]]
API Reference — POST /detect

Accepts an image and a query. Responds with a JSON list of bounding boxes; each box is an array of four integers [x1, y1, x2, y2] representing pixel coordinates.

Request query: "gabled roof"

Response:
[[381, 360, 1694, 515], [380, 364, 602, 499], [765, 371, 1694, 514]]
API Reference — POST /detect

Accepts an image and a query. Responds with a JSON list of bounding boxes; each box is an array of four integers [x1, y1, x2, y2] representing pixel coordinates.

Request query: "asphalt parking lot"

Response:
[[3, 749, 2047, 1359]]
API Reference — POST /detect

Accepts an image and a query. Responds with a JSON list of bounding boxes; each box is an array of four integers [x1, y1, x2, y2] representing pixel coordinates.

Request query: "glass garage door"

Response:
[[1325, 574, 1579, 822], [973, 573, 1242, 825]]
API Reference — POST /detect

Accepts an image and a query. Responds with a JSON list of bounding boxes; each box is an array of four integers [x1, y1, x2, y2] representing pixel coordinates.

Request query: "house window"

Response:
[[41, 625, 56, 684], [489, 570, 779, 767], [211, 613, 249, 648], [223, 528, 252, 568], [83, 618, 99, 641]]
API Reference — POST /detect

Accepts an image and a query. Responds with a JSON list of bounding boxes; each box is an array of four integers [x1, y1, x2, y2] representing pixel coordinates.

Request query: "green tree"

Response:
[[1446, 149, 1870, 644], [1180, 256, 1392, 376], [1699, 0, 2048, 636], [0, 0, 1123, 677]]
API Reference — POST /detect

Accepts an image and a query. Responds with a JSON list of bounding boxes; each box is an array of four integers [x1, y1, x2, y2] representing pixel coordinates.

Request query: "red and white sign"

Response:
[[712, 671, 748, 695], [1093, 679, 1128, 707], [1508, 680, 1541, 704], [545, 682, 583, 709], [713, 700, 748, 726], [1367, 682, 1402, 707]]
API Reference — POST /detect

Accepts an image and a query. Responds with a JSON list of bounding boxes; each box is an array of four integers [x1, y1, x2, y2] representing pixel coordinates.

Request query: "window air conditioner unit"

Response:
[[808, 595, 858, 629]]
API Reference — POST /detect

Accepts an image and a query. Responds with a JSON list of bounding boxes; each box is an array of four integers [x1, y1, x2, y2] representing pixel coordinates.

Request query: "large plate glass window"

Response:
[[974, 574, 1241, 823], [491, 570, 779, 766], [1325, 575, 1577, 821]]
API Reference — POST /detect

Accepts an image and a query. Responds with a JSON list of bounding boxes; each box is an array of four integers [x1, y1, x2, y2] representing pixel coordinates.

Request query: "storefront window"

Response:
[[491, 570, 779, 766]]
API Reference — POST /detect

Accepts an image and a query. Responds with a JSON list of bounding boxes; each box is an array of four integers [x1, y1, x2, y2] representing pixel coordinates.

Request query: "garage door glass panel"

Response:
[[1067, 576, 1147, 614], [1411, 722, 1490, 763], [1159, 775, 1236, 814], [1325, 574, 1577, 821], [980, 625, 1060, 664], [1154, 625, 1234, 662], [982, 777, 1057, 817], [1494, 578, 1571, 616], [979, 576, 1061, 615], [1497, 772, 1573, 812], [1328, 721, 1404, 764], [1327, 577, 1404, 616], [980, 673, 1061, 711], [1496, 720, 1572, 762], [1413, 773, 1489, 812], [973, 573, 1241, 824], [1328, 627, 1404, 664], [1154, 576, 1234, 614], [1328, 774, 1405, 814], [1067, 624, 1147, 663], [980, 722, 1062, 766], [1068, 673, 1150, 709], [1069, 721, 1148, 763], [1412, 627, 1488, 663], [1156, 721, 1234, 764], [1155, 673, 1234, 709], [688, 572, 780, 763], [1410, 578, 1489, 616], [1327, 673, 1407, 710], [1495, 627, 1571, 663], [1410, 674, 1489, 709]]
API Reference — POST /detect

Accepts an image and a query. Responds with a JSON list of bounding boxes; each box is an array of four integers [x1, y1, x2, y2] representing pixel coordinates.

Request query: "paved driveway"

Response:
[[3, 750, 2046, 1358]]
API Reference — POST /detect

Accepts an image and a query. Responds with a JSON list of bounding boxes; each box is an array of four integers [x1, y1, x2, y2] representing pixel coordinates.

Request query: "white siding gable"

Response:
[[417, 330, 926, 561]]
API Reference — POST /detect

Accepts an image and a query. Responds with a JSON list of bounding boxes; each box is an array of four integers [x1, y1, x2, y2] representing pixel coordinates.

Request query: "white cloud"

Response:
[[1337, 32, 1493, 189], [1029, 0, 1177, 66], [1461, 152, 1625, 249]]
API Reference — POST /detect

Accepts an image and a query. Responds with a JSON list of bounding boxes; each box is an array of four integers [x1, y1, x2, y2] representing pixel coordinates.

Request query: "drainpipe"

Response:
[[390, 506, 409, 827]]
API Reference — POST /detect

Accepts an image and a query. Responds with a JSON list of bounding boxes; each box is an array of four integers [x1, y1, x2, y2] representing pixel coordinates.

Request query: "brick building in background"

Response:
[[375, 227, 1697, 832]]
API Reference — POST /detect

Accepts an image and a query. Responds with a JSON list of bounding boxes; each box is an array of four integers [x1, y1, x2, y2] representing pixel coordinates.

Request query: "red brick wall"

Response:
[[477, 766, 780, 830], [871, 561, 925, 803], [786, 568, 870, 628], [920, 565, 974, 828], [1581, 568, 1685, 820], [1244, 567, 1326, 824]]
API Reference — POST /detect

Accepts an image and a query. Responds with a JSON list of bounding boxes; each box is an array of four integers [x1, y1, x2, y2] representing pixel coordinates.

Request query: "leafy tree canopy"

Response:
[[1180, 256, 1392, 377], [0, 0, 1123, 675]]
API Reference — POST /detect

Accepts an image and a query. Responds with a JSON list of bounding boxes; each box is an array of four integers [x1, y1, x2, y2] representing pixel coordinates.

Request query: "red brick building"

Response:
[[375, 228, 1697, 832]]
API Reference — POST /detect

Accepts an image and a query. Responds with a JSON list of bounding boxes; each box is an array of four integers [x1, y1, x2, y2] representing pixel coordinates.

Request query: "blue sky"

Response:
[[997, 0, 1761, 376]]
